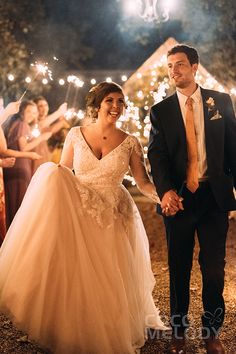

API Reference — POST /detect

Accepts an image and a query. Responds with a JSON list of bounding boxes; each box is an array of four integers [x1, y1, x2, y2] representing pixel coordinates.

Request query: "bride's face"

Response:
[[98, 92, 125, 123]]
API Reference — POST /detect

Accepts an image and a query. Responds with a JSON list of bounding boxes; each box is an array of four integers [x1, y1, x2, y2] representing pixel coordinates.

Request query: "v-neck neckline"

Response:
[[79, 127, 130, 161]]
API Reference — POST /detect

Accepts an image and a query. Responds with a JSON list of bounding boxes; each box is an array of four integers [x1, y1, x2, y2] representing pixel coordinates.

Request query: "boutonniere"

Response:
[[206, 97, 222, 120], [206, 97, 215, 112]]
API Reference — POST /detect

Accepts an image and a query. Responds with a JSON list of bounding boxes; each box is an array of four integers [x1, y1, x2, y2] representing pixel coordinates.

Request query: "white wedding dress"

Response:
[[0, 127, 168, 354]]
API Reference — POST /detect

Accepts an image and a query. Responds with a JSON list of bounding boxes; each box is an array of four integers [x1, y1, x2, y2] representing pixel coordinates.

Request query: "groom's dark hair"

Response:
[[167, 44, 199, 65]]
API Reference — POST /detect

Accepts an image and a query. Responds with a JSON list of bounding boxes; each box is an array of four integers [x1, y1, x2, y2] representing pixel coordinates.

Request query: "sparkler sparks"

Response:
[[19, 61, 53, 101], [31, 62, 53, 81], [31, 123, 41, 138]]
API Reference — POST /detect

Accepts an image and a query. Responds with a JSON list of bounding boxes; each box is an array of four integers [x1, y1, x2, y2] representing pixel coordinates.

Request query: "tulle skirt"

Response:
[[0, 163, 168, 353]]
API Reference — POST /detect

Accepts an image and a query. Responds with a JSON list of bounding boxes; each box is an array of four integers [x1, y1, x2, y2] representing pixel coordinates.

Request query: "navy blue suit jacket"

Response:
[[148, 87, 236, 211]]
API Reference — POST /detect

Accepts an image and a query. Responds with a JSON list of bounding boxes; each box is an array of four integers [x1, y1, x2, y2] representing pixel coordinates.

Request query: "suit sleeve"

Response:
[[224, 94, 236, 188], [148, 106, 174, 199]]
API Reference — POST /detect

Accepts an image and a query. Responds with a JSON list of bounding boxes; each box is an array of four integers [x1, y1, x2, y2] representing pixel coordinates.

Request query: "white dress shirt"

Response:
[[177, 86, 208, 180]]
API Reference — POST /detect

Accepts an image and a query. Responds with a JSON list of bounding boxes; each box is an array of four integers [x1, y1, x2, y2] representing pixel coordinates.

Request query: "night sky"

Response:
[[9, 0, 233, 108], [23, 0, 180, 107], [33, 0, 182, 72]]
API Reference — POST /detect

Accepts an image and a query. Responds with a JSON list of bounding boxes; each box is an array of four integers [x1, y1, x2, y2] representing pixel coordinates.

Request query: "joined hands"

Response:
[[161, 189, 184, 216]]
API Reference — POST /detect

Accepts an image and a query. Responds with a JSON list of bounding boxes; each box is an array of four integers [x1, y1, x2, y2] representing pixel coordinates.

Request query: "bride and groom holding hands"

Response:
[[0, 44, 235, 354]]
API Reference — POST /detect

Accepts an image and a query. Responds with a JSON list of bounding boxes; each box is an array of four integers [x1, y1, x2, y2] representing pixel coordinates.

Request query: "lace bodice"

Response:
[[60, 127, 159, 227], [61, 127, 157, 194], [62, 128, 134, 184]]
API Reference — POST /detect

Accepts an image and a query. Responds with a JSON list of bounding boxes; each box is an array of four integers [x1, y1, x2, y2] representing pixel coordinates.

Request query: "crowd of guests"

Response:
[[0, 97, 68, 243]]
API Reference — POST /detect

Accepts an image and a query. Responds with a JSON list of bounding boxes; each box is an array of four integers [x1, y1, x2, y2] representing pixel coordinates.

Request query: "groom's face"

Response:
[[167, 52, 198, 89]]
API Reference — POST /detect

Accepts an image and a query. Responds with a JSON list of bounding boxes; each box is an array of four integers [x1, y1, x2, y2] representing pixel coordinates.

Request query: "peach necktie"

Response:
[[185, 97, 199, 193]]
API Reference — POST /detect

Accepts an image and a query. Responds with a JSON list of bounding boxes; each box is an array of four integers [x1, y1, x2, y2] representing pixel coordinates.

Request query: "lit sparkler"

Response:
[[65, 76, 84, 107], [64, 109, 75, 120], [19, 62, 53, 101], [31, 123, 41, 138]]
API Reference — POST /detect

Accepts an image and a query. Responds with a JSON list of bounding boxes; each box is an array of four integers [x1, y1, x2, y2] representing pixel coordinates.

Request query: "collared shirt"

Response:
[[177, 86, 208, 179]]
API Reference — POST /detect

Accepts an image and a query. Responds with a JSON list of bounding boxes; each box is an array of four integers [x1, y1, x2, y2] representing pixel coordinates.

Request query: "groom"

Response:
[[148, 44, 236, 354]]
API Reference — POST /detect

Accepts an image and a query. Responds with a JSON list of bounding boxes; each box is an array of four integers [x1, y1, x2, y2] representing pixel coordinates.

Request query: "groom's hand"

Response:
[[161, 190, 184, 216]]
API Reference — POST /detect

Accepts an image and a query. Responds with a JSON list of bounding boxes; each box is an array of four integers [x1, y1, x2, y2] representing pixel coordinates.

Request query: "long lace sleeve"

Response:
[[60, 128, 75, 169], [129, 136, 160, 203]]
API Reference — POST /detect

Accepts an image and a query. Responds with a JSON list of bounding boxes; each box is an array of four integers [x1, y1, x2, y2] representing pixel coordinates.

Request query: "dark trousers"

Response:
[[163, 182, 228, 333]]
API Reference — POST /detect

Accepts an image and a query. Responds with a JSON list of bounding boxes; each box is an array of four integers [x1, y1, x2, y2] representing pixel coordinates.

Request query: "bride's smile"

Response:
[[98, 92, 125, 122]]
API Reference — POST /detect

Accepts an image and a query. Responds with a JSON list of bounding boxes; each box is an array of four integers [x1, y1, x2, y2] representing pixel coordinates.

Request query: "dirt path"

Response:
[[0, 200, 235, 353]]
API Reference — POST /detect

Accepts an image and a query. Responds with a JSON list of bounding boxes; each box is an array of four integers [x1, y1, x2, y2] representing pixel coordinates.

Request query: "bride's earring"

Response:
[[91, 108, 98, 123]]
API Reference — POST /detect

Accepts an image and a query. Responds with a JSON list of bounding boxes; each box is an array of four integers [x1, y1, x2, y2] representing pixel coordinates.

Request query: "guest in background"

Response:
[[3, 100, 51, 229], [0, 100, 40, 242], [0, 155, 15, 245], [33, 96, 68, 173]]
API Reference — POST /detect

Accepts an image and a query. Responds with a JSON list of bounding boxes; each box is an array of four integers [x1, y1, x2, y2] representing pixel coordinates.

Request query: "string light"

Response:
[[74, 78, 84, 88], [16, 71, 131, 91], [6, 55, 234, 191], [8, 74, 14, 81], [137, 90, 144, 98], [67, 75, 76, 83], [6, 51, 234, 189], [59, 79, 65, 85]]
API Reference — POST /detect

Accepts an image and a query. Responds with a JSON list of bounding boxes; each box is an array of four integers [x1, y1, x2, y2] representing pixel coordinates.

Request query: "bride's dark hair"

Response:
[[86, 81, 126, 119]]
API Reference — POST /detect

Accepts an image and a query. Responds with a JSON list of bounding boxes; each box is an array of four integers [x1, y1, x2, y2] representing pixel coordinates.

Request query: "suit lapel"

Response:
[[170, 93, 186, 145], [167, 94, 188, 173], [200, 87, 224, 174], [200, 88, 211, 128]]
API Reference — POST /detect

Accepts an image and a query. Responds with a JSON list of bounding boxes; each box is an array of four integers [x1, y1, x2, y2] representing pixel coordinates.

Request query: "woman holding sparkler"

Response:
[[32, 96, 68, 173], [0, 100, 41, 242], [3, 100, 52, 228]]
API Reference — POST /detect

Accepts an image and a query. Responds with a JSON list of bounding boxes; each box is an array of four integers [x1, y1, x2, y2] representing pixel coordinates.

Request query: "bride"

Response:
[[0, 82, 169, 354]]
